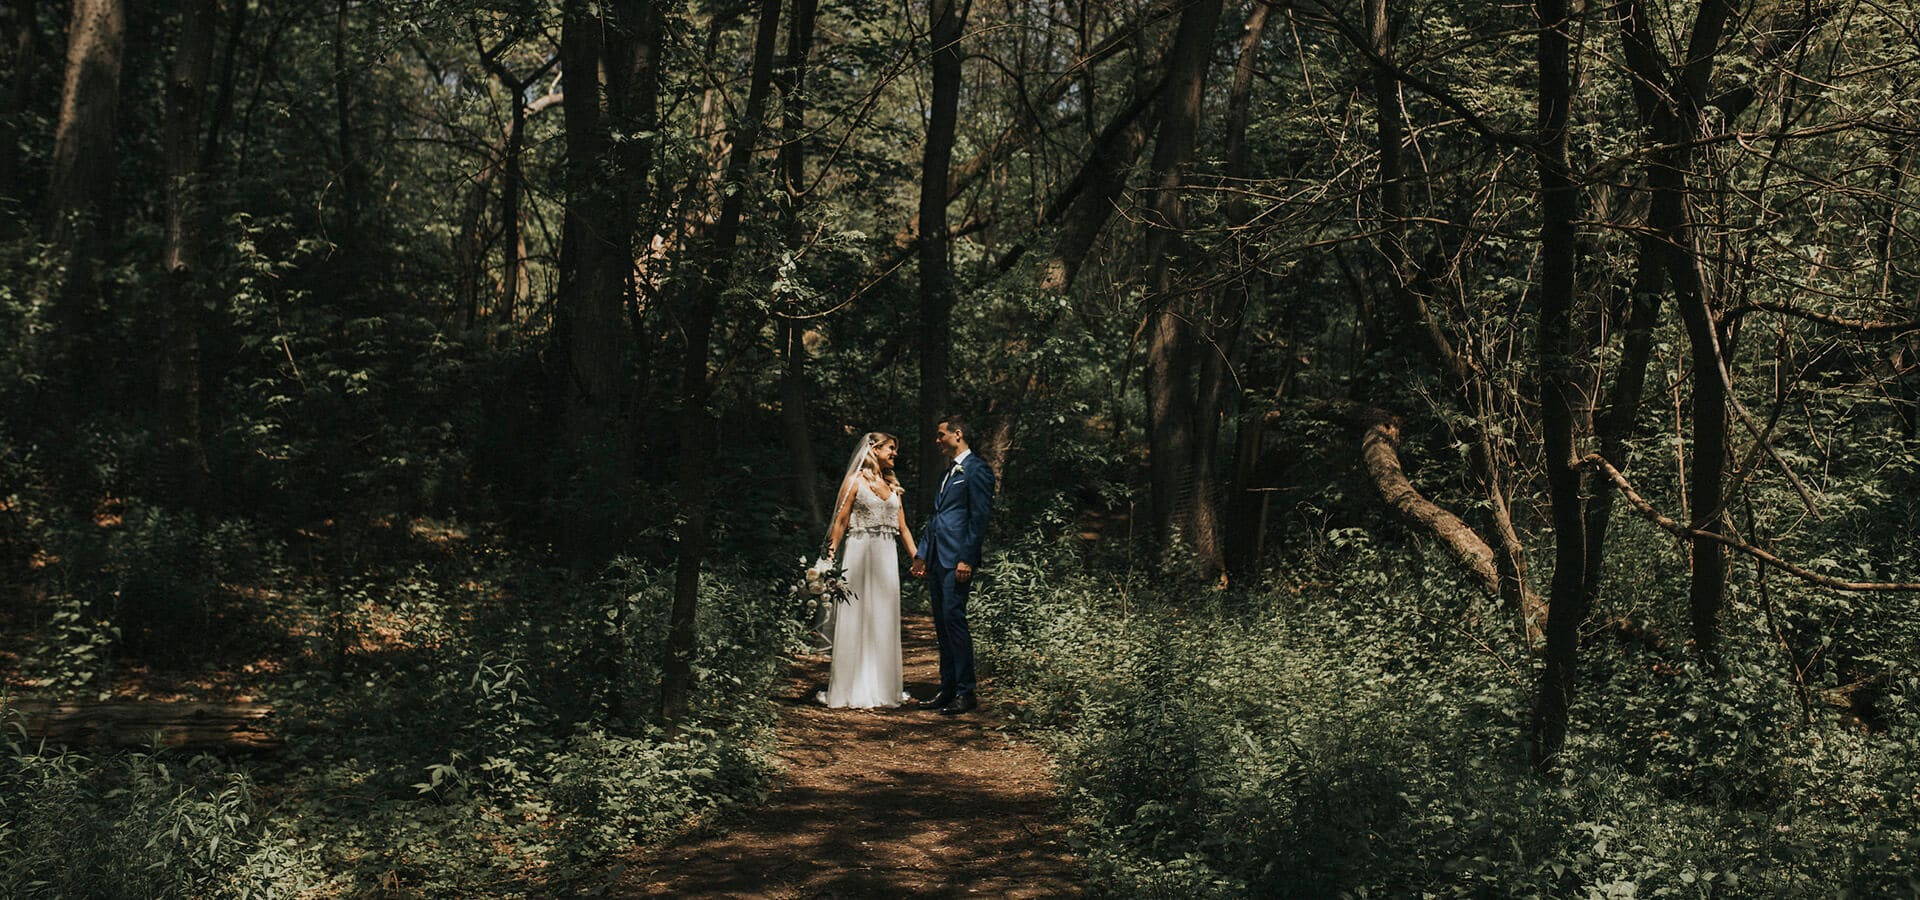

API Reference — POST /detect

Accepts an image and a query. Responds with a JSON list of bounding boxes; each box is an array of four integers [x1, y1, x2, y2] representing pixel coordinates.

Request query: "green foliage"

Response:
[[548, 722, 776, 861], [239, 550, 793, 895], [0, 742, 319, 899], [975, 542, 1920, 898]]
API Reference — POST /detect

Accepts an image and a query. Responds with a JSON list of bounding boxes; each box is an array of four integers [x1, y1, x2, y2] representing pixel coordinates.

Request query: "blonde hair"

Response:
[[862, 432, 903, 493]]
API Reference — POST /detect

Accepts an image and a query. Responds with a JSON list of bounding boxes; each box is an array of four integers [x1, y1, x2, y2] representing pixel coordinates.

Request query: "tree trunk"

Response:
[[332, 0, 360, 240], [1528, 0, 1589, 773], [44, 0, 126, 384], [777, 0, 825, 533], [499, 77, 527, 328], [554, 0, 657, 567], [156, 0, 218, 508], [1024, 87, 1157, 291], [1366, 0, 1467, 387], [44, 0, 123, 245], [460, 88, 561, 329], [1356, 408, 1508, 596], [916, 0, 967, 514], [1619, 0, 1739, 664], [1141, 0, 1225, 569], [199, 0, 247, 174], [1187, 0, 1271, 585], [661, 0, 780, 723], [1582, 235, 1664, 607]]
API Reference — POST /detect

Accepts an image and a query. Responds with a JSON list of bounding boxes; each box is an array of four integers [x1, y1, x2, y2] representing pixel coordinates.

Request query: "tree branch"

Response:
[[1583, 453, 1920, 592]]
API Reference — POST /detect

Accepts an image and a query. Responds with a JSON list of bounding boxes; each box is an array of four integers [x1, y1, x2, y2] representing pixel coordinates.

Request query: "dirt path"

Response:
[[617, 615, 1083, 897]]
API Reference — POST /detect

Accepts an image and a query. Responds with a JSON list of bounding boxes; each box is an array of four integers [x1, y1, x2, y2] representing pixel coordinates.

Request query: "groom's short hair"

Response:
[[936, 413, 970, 441]]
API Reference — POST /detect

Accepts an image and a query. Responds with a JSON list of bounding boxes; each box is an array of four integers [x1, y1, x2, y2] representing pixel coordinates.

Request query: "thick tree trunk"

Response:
[[1141, 0, 1225, 570], [1528, 0, 1589, 773], [44, 0, 126, 382], [1188, 0, 1271, 585], [44, 0, 124, 245], [554, 0, 657, 567], [1660, 187, 1731, 659], [661, 0, 779, 723], [777, 0, 825, 533], [916, 0, 967, 514], [156, 0, 219, 508], [557, 7, 618, 452]]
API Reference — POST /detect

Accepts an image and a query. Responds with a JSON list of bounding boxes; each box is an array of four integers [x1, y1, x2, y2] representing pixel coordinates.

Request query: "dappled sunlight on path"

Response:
[[618, 617, 1082, 897]]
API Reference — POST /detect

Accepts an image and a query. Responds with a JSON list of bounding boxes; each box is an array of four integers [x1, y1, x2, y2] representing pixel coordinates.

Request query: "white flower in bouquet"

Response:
[[789, 556, 852, 608]]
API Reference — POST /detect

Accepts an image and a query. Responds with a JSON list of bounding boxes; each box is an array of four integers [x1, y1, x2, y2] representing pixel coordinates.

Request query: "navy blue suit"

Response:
[[918, 451, 995, 696]]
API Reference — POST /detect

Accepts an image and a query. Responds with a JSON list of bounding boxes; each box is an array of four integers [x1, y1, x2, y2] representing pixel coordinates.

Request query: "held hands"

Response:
[[905, 557, 973, 582]]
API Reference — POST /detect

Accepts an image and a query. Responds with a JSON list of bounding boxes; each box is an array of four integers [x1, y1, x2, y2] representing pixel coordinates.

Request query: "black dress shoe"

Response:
[[938, 693, 978, 715], [917, 692, 955, 710]]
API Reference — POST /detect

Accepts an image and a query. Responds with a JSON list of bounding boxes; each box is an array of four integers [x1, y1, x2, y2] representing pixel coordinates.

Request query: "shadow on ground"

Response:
[[614, 617, 1082, 898]]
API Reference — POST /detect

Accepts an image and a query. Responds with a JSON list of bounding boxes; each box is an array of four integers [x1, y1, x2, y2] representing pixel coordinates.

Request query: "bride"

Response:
[[816, 432, 916, 708]]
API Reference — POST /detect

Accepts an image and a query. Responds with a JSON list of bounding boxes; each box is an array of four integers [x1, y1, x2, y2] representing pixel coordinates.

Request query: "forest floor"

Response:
[[609, 616, 1084, 897]]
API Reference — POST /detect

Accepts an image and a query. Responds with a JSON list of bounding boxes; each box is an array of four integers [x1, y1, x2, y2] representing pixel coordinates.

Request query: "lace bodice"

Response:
[[847, 478, 901, 538]]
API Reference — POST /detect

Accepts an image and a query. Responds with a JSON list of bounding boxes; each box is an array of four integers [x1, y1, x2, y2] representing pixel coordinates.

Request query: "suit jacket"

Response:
[[919, 452, 995, 569]]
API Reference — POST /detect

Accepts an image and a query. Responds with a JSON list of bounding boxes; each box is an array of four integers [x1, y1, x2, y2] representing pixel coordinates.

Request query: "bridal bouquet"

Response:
[[791, 555, 855, 609]]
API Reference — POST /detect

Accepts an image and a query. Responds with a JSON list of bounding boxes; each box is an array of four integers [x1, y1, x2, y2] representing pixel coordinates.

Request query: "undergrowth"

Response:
[[973, 533, 1920, 898]]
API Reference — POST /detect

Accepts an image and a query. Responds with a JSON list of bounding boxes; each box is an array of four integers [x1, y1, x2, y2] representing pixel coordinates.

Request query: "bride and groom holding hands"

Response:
[[814, 414, 995, 716]]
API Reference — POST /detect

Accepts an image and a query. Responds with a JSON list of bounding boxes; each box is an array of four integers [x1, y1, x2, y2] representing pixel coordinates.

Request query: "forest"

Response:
[[2, 0, 1918, 895]]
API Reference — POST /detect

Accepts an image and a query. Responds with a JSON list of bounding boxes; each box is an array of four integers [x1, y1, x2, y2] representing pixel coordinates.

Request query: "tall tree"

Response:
[[1528, 0, 1590, 771], [660, 0, 782, 723], [476, 34, 559, 330], [43, 0, 126, 379], [1363, 0, 1540, 639], [1618, 0, 1742, 663], [1191, 0, 1270, 585], [156, 0, 220, 507], [43, 0, 123, 244], [1140, 0, 1226, 578], [917, 0, 969, 513], [553, 0, 659, 565], [776, 0, 825, 533]]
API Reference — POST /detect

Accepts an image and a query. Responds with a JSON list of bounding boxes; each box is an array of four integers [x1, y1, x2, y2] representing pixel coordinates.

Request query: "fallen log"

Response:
[[5, 700, 281, 752], [1352, 407, 1506, 597]]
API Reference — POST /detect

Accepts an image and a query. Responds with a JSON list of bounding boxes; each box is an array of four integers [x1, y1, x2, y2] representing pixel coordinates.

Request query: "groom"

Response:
[[910, 413, 995, 715]]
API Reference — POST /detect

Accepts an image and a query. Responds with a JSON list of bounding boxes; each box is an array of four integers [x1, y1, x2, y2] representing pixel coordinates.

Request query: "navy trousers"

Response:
[[928, 565, 976, 696]]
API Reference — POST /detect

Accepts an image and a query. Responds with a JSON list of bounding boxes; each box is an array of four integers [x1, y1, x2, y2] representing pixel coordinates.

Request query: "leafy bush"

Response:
[[0, 740, 319, 899], [548, 722, 776, 861], [974, 541, 1920, 898]]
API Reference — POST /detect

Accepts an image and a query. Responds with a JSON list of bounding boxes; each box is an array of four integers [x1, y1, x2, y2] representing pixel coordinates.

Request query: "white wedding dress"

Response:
[[817, 480, 908, 708]]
